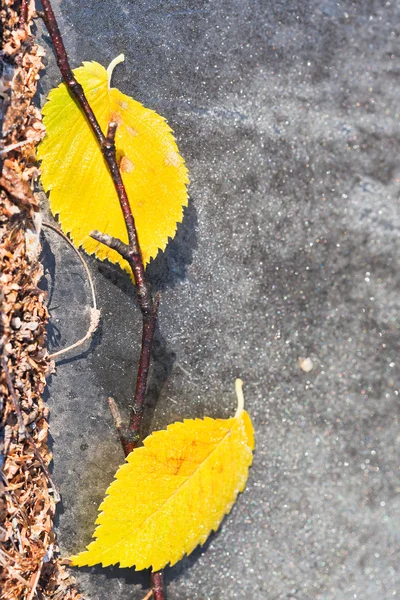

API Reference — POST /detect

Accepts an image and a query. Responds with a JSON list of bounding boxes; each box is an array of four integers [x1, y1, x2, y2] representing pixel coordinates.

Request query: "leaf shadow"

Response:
[[164, 530, 219, 582], [146, 197, 198, 292], [40, 232, 63, 350], [72, 564, 150, 591], [96, 198, 198, 296], [71, 527, 220, 592]]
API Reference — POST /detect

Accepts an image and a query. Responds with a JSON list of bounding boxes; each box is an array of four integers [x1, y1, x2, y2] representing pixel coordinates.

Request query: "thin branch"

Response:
[[128, 292, 160, 444], [42, 222, 101, 360], [27, 563, 43, 600], [40, 3, 165, 595], [40, 6, 138, 254], [1, 357, 61, 502], [151, 571, 165, 600], [106, 397, 131, 457], [41, 0, 158, 453], [42, 222, 98, 311], [0, 139, 32, 156], [90, 230, 130, 259], [40, 1, 105, 145]]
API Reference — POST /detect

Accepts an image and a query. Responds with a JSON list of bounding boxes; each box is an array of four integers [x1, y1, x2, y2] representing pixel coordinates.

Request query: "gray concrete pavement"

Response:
[[39, 1, 399, 598]]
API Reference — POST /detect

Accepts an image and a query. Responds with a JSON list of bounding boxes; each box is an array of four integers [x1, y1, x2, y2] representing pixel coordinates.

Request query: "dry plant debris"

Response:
[[0, 1, 82, 597]]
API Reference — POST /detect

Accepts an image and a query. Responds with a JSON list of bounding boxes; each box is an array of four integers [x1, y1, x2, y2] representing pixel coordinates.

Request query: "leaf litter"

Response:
[[0, 1, 82, 598]]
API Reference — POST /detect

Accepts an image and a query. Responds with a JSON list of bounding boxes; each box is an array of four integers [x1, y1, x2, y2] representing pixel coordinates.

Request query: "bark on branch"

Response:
[[40, 1, 165, 596], [41, 0, 158, 456]]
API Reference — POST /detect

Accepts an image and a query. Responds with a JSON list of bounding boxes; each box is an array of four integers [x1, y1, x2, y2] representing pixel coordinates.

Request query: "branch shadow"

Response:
[[72, 563, 150, 593], [71, 525, 220, 592], [164, 531, 218, 584], [142, 199, 198, 437], [92, 200, 197, 438], [96, 198, 197, 297]]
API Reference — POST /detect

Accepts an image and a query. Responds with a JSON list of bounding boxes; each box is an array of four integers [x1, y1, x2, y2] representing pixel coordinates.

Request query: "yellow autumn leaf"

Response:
[[38, 55, 189, 270], [70, 380, 255, 571]]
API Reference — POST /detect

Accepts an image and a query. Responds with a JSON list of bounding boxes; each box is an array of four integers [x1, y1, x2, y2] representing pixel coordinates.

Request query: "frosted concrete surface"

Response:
[[39, 1, 399, 598]]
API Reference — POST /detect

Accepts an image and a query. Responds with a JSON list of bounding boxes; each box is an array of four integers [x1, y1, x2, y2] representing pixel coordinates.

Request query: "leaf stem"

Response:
[[106, 53, 125, 88], [234, 378, 245, 417], [41, 0, 158, 454]]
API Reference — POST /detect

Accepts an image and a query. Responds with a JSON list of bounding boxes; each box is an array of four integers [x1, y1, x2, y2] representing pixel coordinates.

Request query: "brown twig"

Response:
[[40, 1, 164, 596], [151, 571, 165, 600], [41, 0, 158, 452], [26, 533, 48, 600], [106, 397, 131, 457]]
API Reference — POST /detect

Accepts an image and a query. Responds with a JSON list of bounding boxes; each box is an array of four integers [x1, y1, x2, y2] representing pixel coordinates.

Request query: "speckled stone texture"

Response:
[[38, 1, 399, 599]]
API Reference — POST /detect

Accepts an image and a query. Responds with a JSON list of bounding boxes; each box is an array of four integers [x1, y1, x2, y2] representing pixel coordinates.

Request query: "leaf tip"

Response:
[[68, 552, 86, 567]]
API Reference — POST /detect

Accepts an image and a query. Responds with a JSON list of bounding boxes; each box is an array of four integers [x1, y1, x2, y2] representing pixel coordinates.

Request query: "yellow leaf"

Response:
[[38, 55, 189, 270], [70, 380, 255, 571]]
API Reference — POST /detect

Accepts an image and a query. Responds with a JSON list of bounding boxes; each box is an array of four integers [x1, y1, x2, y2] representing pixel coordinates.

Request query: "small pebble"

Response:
[[298, 357, 314, 373]]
